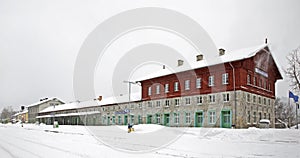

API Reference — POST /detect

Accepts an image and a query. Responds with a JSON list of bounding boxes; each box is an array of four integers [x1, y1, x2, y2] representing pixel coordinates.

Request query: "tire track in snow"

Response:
[[0, 143, 19, 158], [4, 135, 91, 158], [0, 138, 41, 158]]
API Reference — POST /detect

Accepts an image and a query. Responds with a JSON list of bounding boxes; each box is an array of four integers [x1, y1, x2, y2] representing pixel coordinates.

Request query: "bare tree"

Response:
[[0, 106, 16, 123], [275, 97, 296, 127], [286, 46, 300, 91]]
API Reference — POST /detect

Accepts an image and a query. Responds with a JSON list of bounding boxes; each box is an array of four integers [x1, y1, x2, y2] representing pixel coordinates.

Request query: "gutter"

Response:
[[229, 62, 237, 128]]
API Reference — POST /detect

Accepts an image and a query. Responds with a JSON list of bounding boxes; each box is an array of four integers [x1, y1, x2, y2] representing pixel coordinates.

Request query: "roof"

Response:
[[27, 97, 64, 108], [39, 93, 141, 113], [135, 44, 279, 81], [13, 109, 28, 116]]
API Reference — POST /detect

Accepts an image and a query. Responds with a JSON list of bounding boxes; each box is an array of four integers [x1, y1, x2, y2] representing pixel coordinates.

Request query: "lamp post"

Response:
[[123, 81, 140, 124]]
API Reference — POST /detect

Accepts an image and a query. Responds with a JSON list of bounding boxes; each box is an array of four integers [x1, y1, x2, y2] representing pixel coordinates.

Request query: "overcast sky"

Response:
[[1, 0, 300, 111]]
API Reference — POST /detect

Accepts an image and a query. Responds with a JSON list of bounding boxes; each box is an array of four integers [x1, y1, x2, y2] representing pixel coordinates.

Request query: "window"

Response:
[[118, 116, 122, 124], [148, 87, 152, 96], [268, 99, 271, 106], [259, 79, 262, 87], [222, 73, 229, 85], [247, 74, 251, 85], [196, 96, 203, 105], [208, 95, 216, 103], [253, 95, 256, 103], [264, 113, 266, 119], [259, 112, 262, 121], [112, 116, 115, 124], [165, 84, 169, 93], [156, 114, 161, 124], [147, 101, 152, 107], [174, 82, 179, 92], [185, 98, 191, 105], [223, 93, 230, 102], [165, 100, 170, 107], [156, 101, 161, 108], [253, 77, 257, 86], [174, 113, 179, 124], [268, 83, 271, 91], [263, 98, 266, 105], [175, 99, 180, 106], [130, 104, 135, 109], [185, 113, 191, 124], [208, 76, 214, 87], [196, 78, 201, 88], [247, 111, 251, 123], [258, 97, 262, 104], [138, 115, 142, 124], [156, 85, 160, 94], [209, 111, 216, 124], [253, 112, 257, 123], [185, 80, 190, 90], [264, 81, 267, 89], [138, 103, 142, 109], [247, 93, 251, 102]]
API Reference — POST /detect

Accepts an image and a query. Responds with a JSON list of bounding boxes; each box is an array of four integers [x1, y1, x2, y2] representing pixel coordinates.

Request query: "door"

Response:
[[164, 114, 170, 126], [124, 115, 128, 125], [221, 111, 231, 128], [195, 112, 203, 127], [147, 115, 152, 124]]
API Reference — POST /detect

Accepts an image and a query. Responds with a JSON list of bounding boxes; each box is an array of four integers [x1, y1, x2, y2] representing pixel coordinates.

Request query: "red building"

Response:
[[139, 44, 282, 128]]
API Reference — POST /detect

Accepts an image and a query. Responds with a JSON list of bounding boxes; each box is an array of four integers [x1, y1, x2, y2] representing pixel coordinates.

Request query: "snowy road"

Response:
[[0, 124, 300, 158]]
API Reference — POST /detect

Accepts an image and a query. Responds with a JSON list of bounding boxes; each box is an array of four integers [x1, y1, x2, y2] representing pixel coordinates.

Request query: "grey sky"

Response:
[[1, 0, 300, 110]]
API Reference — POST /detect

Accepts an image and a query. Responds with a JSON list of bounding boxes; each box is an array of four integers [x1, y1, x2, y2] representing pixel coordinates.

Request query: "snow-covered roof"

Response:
[[27, 97, 64, 108], [14, 109, 28, 116], [135, 44, 270, 81], [39, 93, 141, 113], [36, 111, 100, 118]]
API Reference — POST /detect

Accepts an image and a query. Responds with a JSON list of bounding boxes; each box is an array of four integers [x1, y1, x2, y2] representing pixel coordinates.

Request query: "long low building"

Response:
[[37, 44, 282, 128]]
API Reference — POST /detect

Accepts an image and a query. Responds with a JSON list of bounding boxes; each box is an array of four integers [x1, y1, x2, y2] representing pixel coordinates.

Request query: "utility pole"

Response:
[[123, 81, 139, 124], [296, 103, 299, 129]]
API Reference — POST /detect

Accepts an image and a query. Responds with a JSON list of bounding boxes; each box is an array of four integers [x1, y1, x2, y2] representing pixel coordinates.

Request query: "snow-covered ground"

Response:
[[0, 123, 300, 158]]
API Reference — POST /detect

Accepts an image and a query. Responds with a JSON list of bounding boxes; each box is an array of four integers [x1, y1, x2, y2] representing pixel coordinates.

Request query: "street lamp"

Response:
[[123, 80, 140, 124]]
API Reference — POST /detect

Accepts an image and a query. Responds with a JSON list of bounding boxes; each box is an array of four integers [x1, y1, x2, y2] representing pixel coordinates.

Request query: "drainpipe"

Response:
[[229, 62, 237, 128]]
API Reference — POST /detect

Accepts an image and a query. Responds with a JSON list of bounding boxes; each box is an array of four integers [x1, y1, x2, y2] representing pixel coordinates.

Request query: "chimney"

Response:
[[97, 96, 102, 101], [196, 54, 203, 61], [265, 38, 268, 44], [163, 65, 166, 69], [177, 60, 184, 66], [219, 48, 225, 56]]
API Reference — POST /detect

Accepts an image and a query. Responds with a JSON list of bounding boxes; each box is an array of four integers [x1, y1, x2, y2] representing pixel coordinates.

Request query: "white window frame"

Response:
[[247, 74, 251, 85], [174, 82, 179, 92], [208, 95, 216, 103], [156, 85, 160, 94], [147, 101, 152, 107], [175, 99, 180, 106], [185, 112, 191, 124], [223, 93, 230, 102], [148, 86, 152, 96], [185, 97, 191, 105], [165, 84, 169, 93], [185, 80, 190, 90], [196, 78, 201, 88], [222, 73, 229, 85], [174, 113, 179, 124], [209, 111, 216, 124], [165, 100, 170, 107], [156, 114, 161, 124], [208, 75, 214, 87], [196, 96, 203, 105], [156, 100, 161, 108]]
